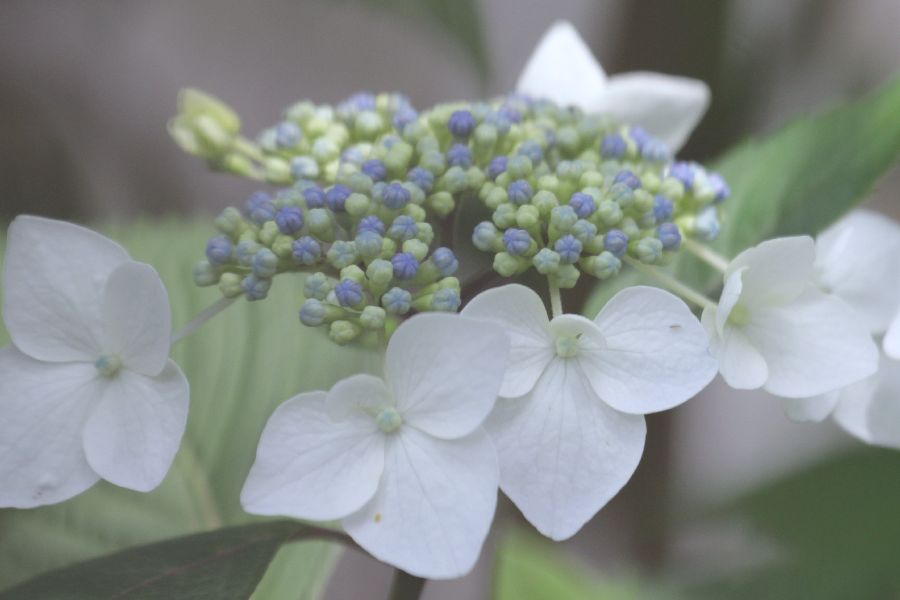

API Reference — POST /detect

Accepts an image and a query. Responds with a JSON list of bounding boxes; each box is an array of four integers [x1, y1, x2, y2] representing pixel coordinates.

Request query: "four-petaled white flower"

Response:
[[0, 216, 189, 508], [240, 313, 509, 579], [461, 284, 716, 540], [517, 20, 710, 153], [702, 236, 878, 402]]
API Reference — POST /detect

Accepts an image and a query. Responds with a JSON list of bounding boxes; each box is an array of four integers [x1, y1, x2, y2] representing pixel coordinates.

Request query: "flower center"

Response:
[[555, 335, 579, 359], [94, 353, 122, 378], [727, 303, 751, 327], [375, 407, 403, 433]]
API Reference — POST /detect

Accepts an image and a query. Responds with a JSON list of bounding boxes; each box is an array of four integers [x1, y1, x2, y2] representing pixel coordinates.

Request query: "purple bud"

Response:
[[658, 223, 682, 249], [448, 110, 477, 138], [291, 236, 321, 265], [302, 186, 326, 208], [388, 215, 418, 241], [407, 166, 434, 192], [245, 191, 276, 224], [613, 170, 641, 190], [653, 195, 674, 222], [357, 215, 386, 235], [518, 140, 543, 163], [487, 156, 508, 180], [275, 121, 302, 148], [601, 134, 627, 158], [392, 252, 419, 280], [431, 247, 459, 276], [447, 144, 473, 168], [569, 192, 596, 218], [362, 159, 388, 182], [205, 236, 233, 265], [668, 162, 695, 190], [507, 179, 534, 205], [629, 126, 651, 149], [554, 234, 582, 264], [604, 229, 629, 257], [709, 172, 731, 202], [503, 228, 532, 256], [275, 206, 305, 234], [335, 279, 364, 306], [325, 184, 352, 212], [383, 182, 411, 209]]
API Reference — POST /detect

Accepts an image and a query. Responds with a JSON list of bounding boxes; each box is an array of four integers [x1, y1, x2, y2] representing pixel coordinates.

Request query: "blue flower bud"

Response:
[[518, 140, 543, 163], [304, 272, 331, 300], [532, 248, 561, 274], [334, 279, 364, 307], [388, 215, 419, 242], [246, 191, 276, 224], [355, 230, 384, 258], [432, 287, 461, 312], [406, 167, 434, 193], [241, 274, 271, 301], [383, 182, 412, 209], [629, 126, 651, 149], [392, 252, 419, 280], [302, 185, 326, 208], [341, 146, 366, 166], [604, 229, 629, 258], [236, 239, 261, 266], [709, 172, 730, 202], [291, 156, 319, 179], [508, 179, 534, 205], [382, 287, 412, 315], [252, 248, 279, 278], [555, 234, 582, 264], [448, 110, 477, 138], [393, 106, 418, 130], [473, 221, 500, 251], [325, 184, 352, 212], [613, 170, 642, 190], [299, 298, 328, 326], [275, 206, 305, 234], [571, 219, 598, 243], [205, 235, 233, 265], [668, 162, 695, 190], [361, 159, 388, 182], [653, 195, 674, 222], [569, 192, 596, 218], [357, 215, 386, 235], [447, 144, 473, 168], [327, 240, 358, 269], [658, 222, 682, 249], [487, 156, 508, 180], [503, 228, 532, 256], [431, 247, 459, 276], [275, 121, 302, 148], [601, 134, 627, 158], [695, 206, 720, 241]]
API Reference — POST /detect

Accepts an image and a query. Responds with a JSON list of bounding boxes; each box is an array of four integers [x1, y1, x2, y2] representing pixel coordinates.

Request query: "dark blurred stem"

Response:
[[631, 411, 674, 571], [387, 570, 427, 600]]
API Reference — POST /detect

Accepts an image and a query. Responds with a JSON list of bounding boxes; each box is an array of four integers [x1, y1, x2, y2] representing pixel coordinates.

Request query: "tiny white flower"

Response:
[[461, 284, 716, 541], [240, 313, 509, 579], [702, 236, 878, 399], [0, 216, 189, 507], [517, 20, 710, 153]]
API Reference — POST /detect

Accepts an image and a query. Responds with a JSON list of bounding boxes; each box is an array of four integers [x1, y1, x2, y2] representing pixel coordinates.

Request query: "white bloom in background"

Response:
[[241, 313, 509, 579], [0, 216, 189, 508], [517, 20, 710, 153], [702, 236, 878, 400], [884, 312, 900, 359], [831, 353, 900, 449], [461, 284, 716, 540]]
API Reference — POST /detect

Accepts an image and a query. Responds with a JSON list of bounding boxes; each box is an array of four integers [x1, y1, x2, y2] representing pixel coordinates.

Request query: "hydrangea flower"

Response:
[[461, 284, 716, 540], [516, 20, 710, 152], [702, 236, 878, 399], [240, 313, 509, 579], [0, 216, 189, 507]]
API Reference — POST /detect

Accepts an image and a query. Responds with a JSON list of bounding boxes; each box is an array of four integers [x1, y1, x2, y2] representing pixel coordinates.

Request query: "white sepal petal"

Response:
[[326, 373, 392, 421], [883, 311, 900, 359], [487, 358, 646, 541], [702, 307, 769, 390], [0, 346, 100, 507], [462, 284, 555, 398], [593, 72, 710, 153], [3, 216, 130, 362], [782, 392, 840, 423], [727, 236, 816, 307], [82, 360, 189, 492], [385, 313, 509, 439], [101, 262, 172, 377], [241, 391, 385, 521], [585, 286, 716, 414], [515, 20, 608, 111], [342, 427, 498, 579], [833, 353, 900, 449]]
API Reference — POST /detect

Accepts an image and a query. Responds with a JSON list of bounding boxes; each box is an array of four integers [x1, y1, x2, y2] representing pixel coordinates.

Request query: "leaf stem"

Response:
[[170, 297, 237, 347], [387, 569, 427, 600], [548, 277, 563, 318], [623, 257, 717, 311], [682, 237, 730, 272]]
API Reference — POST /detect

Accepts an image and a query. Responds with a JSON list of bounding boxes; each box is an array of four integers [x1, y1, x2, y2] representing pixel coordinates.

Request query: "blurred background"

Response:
[[2, 1, 900, 598]]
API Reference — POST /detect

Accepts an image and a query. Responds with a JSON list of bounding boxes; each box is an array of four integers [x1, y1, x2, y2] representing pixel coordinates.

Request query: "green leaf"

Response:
[[0, 521, 335, 599], [0, 219, 381, 598]]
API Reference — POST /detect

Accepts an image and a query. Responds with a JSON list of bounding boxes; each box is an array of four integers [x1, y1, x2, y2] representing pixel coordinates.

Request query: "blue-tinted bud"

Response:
[[550, 205, 579, 231], [518, 140, 543, 163], [302, 185, 326, 208], [532, 248, 561, 274], [709, 172, 730, 202], [382, 287, 412, 315], [392, 252, 419, 280], [601, 133, 627, 158], [604, 229, 629, 258], [406, 166, 434, 193], [555, 234, 583, 264], [327, 240, 358, 269], [304, 272, 331, 300], [236, 240, 261, 266], [275, 121, 302, 148], [473, 221, 500, 251], [246, 191, 276, 224], [571, 219, 598, 243], [393, 106, 419, 130], [653, 195, 674, 222], [695, 206, 720, 241], [306, 208, 334, 240], [325, 184, 352, 212], [658, 222, 682, 249], [610, 183, 635, 208], [341, 146, 367, 166], [431, 247, 459, 276], [503, 228, 532, 256], [353, 231, 382, 260], [388, 215, 419, 241], [299, 298, 328, 326], [205, 235, 233, 265], [447, 144, 473, 168], [193, 260, 218, 286], [334, 279, 364, 307], [586, 251, 622, 279], [448, 110, 477, 138], [668, 162, 695, 190], [241, 274, 271, 301], [275, 206, 304, 234], [383, 182, 412, 209], [432, 288, 461, 312], [361, 159, 388, 182], [291, 156, 319, 179], [613, 170, 642, 190], [569, 192, 596, 218], [358, 215, 386, 235], [252, 248, 279, 277], [487, 156, 508, 180], [629, 126, 651, 149], [508, 179, 534, 205]]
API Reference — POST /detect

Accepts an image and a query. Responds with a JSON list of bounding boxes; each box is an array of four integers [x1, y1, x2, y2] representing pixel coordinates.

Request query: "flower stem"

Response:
[[682, 237, 729, 272], [387, 570, 427, 600], [170, 297, 237, 347], [624, 257, 717, 311], [548, 277, 563, 318]]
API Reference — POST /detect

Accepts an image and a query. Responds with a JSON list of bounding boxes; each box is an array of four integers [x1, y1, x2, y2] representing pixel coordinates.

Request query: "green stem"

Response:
[[624, 257, 717, 311], [170, 297, 237, 347], [387, 570, 427, 600], [682, 237, 729, 272], [548, 277, 563, 318]]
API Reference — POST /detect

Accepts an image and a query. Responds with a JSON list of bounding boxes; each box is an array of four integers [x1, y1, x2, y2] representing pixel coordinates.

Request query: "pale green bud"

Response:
[[345, 193, 371, 217], [360, 306, 387, 330], [265, 158, 292, 184], [533, 248, 561, 274], [218, 273, 244, 298], [403, 239, 429, 262], [516, 205, 540, 229], [329, 320, 361, 345], [493, 203, 517, 229], [193, 261, 218, 286], [427, 191, 455, 217], [340, 265, 366, 284], [555, 264, 580, 289], [493, 252, 529, 277], [214, 207, 246, 237]]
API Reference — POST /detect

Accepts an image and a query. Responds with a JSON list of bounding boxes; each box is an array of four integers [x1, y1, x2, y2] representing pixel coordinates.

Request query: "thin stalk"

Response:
[[387, 570, 427, 600], [682, 237, 729, 272], [624, 257, 716, 311], [548, 277, 563, 318], [170, 297, 237, 347]]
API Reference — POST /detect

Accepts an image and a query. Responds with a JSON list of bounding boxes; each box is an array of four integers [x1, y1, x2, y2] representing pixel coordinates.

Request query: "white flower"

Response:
[[0, 216, 189, 508], [702, 236, 878, 399], [461, 284, 716, 540], [831, 351, 900, 448], [517, 20, 710, 153], [240, 313, 509, 579]]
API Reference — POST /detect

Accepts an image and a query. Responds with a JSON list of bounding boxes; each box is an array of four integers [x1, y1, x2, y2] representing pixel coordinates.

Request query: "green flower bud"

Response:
[[427, 191, 455, 217], [354, 111, 385, 140], [533, 248, 561, 274], [635, 237, 664, 264], [360, 306, 387, 330], [536, 175, 560, 195], [403, 239, 429, 262], [327, 240, 358, 269], [415, 222, 435, 245], [582, 251, 621, 279], [507, 155, 532, 179], [555, 126, 580, 155], [555, 264, 580, 289], [493, 252, 529, 277], [193, 260, 218, 286], [272, 234, 294, 258], [304, 272, 333, 300], [532, 190, 558, 219], [597, 200, 623, 226], [366, 258, 395, 287], [345, 192, 371, 217], [483, 186, 508, 210], [516, 205, 540, 229], [493, 203, 518, 229], [633, 189, 654, 214], [659, 177, 685, 202], [265, 158, 292, 184], [218, 272, 244, 298], [222, 154, 256, 178], [340, 265, 366, 284], [329, 320, 362, 345], [259, 221, 280, 246], [404, 204, 427, 224], [307, 208, 335, 241], [214, 207, 246, 237]]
